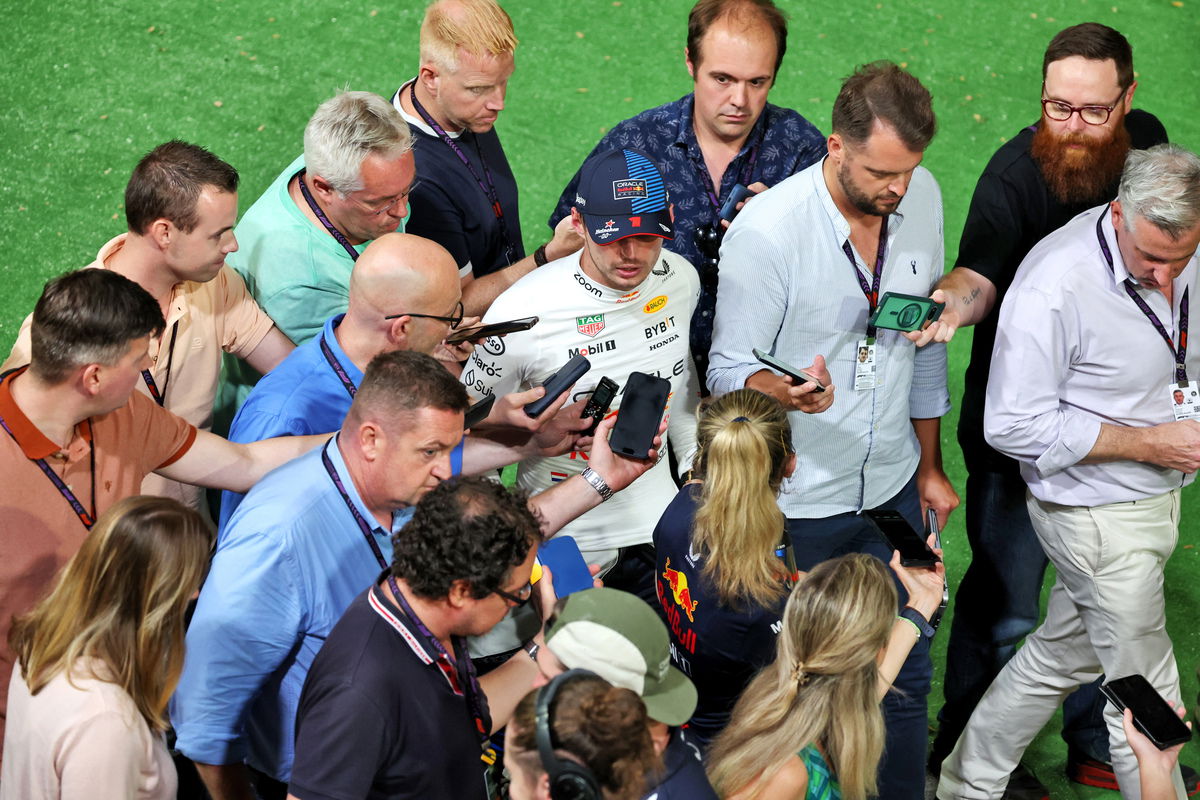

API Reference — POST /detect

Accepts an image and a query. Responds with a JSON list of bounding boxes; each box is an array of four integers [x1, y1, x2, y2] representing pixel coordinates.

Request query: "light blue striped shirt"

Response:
[[708, 159, 950, 518]]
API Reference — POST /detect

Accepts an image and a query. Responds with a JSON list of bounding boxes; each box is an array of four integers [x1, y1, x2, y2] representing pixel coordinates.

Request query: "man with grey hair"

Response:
[[938, 143, 1200, 800], [217, 91, 416, 418]]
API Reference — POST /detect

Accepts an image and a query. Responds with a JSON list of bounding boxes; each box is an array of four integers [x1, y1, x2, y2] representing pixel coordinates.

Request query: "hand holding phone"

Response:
[[719, 184, 754, 222], [868, 292, 945, 333], [580, 377, 619, 436], [1102, 675, 1193, 750], [865, 509, 939, 568], [753, 348, 826, 392], [524, 355, 591, 418], [464, 394, 496, 429], [444, 316, 539, 345], [608, 372, 670, 460]]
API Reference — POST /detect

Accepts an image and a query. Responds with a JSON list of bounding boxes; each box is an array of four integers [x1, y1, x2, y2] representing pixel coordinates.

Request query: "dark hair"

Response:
[[125, 140, 239, 235], [347, 351, 470, 428], [831, 61, 937, 151], [391, 476, 540, 600], [30, 270, 165, 384], [509, 674, 660, 800], [687, 0, 788, 80], [1042, 23, 1134, 91]]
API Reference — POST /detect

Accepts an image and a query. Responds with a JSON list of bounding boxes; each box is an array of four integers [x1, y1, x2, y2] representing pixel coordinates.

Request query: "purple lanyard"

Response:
[[141, 322, 179, 407], [318, 332, 358, 400], [1096, 209, 1190, 383], [688, 117, 765, 212], [296, 171, 362, 262], [322, 443, 493, 752], [408, 83, 515, 265], [841, 216, 890, 338], [0, 411, 96, 529]]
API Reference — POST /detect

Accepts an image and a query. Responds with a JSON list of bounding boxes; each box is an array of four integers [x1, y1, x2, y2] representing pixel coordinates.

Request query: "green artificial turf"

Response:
[[3, 0, 1199, 794]]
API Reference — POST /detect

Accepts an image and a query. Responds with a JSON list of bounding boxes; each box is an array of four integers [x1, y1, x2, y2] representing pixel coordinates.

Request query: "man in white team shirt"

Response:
[[463, 148, 700, 603]]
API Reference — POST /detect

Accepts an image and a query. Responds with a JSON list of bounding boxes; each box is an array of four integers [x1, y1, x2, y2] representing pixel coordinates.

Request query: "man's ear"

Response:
[[357, 419, 383, 461], [447, 578, 475, 610], [79, 363, 104, 397], [684, 46, 696, 81], [419, 62, 441, 97], [147, 218, 173, 250]]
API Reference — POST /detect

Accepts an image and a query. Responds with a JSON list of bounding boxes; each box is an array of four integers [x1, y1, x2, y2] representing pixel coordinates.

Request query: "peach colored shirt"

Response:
[[3, 234, 275, 508], [0, 367, 195, 749], [1, 659, 177, 800]]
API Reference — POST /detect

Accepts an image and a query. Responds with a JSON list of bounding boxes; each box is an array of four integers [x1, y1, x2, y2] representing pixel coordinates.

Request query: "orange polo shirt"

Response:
[[0, 367, 196, 746], [3, 234, 275, 509]]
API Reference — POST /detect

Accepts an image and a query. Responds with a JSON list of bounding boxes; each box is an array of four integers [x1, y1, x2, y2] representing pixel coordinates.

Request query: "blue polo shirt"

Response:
[[173, 437, 410, 782], [220, 314, 463, 529]]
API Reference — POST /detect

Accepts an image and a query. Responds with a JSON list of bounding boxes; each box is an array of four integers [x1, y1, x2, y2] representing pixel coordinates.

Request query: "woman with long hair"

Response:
[[504, 670, 662, 800], [706, 553, 944, 800], [651, 388, 797, 747], [1, 496, 213, 800]]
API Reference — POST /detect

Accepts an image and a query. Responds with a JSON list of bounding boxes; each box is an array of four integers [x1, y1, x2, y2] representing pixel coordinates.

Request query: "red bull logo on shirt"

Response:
[[658, 558, 698, 653]]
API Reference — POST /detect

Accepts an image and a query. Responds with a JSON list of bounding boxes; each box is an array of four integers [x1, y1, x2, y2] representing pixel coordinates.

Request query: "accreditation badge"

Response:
[[1168, 380, 1200, 421]]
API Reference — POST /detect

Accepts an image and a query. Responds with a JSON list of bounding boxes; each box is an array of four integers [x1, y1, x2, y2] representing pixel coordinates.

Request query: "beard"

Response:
[[1031, 120, 1131, 205], [838, 161, 900, 217]]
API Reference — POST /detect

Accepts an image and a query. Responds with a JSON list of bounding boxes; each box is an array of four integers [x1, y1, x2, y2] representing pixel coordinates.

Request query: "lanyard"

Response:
[[408, 82, 515, 266], [318, 332, 358, 400], [841, 216, 890, 338], [0, 412, 96, 529], [296, 171, 362, 262], [1096, 209, 1190, 383], [141, 322, 179, 407], [688, 116, 765, 213]]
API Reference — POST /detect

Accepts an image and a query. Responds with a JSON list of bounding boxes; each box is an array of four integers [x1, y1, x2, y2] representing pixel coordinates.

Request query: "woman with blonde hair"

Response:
[[1, 495, 213, 800], [651, 388, 797, 747], [706, 553, 945, 800], [504, 670, 662, 800]]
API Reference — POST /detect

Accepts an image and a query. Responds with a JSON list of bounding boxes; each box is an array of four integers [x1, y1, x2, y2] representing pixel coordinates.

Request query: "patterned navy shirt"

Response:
[[549, 93, 826, 391]]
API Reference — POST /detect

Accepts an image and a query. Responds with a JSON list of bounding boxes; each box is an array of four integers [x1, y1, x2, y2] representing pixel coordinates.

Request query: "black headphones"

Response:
[[535, 669, 603, 800]]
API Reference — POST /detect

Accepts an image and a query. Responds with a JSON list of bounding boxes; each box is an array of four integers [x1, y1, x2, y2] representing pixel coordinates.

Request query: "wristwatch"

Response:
[[522, 639, 540, 662], [581, 467, 614, 502], [899, 606, 937, 640]]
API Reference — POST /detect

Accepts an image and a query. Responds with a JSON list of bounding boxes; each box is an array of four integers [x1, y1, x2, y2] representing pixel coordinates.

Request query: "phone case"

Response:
[[524, 355, 591, 418], [1101, 675, 1192, 749], [608, 372, 670, 460]]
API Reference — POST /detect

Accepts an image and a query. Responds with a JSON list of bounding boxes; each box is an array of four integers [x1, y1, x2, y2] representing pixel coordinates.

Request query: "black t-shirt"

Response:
[[642, 729, 718, 800], [289, 583, 490, 800], [957, 109, 1168, 473], [652, 484, 785, 749], [400, 91, 524, 279]]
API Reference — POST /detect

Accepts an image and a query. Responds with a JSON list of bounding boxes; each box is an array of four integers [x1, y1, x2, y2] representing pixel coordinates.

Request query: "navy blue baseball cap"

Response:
[[574, 148, 673, 244]]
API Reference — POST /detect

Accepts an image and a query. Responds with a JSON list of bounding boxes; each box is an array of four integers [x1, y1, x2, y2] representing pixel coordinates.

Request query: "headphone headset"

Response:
[[535, 669, 603, 800]]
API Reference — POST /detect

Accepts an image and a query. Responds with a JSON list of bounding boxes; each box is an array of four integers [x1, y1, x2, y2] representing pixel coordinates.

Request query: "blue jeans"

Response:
[[930, 468, 1109, 768], [786, 474, 932, 800]]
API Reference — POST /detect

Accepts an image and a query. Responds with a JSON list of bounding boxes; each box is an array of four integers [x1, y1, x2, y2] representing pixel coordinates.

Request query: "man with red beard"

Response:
[[914, 23, 1186, 798]]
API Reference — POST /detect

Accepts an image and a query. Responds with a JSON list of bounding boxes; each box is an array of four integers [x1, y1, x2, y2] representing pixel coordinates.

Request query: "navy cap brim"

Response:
[[582, 209, 674, 244]]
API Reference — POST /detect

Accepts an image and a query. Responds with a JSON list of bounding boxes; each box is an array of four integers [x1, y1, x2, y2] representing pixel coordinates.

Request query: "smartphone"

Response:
[[752, 348, 826, 392], [524, 355, 591, 418], [868, 292, 945, 333], [864, 509, 939, 568], [444, 316, 539, 345], [719, 183, 754, 222], [608, 372, 670, 460], [1101, 675, 1192, 750], [534, 535, 595, 597], [927, 508, 948, 625], [580, 377, 619, 436], [464, 393, 496, 429]]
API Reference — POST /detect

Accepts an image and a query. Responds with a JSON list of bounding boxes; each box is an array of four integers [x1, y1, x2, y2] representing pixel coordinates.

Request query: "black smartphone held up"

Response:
[[1101, 675, 1192, 750], [524, 355, 591, 418], [444, 316, 539, 345], [463, 393, 496, 429], [719, 183, 754, 222], [868, 292, 945, 333], [927, 508, 948, 625], [580, 377, 619, 436], [608, 371, 670, 460], [864, 509, 940, 568], [752, 348, 826, 392]]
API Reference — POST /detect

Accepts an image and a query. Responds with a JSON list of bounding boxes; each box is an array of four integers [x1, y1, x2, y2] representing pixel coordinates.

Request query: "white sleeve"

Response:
[[461, 291, 534, 401]]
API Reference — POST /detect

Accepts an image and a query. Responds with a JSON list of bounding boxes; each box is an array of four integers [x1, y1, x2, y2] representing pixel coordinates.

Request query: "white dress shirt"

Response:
[[707, 159, 950, 518], [985, 204, 1199, 506]]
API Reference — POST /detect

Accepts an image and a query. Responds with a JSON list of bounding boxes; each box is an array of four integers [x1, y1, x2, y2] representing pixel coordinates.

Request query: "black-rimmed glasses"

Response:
[[384, 300, 465, 328], [493, 582, 532, 607], [1041, 87, 1126, 126]]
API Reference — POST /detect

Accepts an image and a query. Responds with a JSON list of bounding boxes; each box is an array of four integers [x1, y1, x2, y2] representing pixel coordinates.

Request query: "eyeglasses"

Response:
[[493, 582, 532, 607], [1040, 88, 1126, 126], [350, 180, 421, 216], [384, 300, 465, 329]]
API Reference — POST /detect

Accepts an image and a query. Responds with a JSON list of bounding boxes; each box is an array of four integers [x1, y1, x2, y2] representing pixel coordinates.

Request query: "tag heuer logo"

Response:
[[576, 314, 606, 337]]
